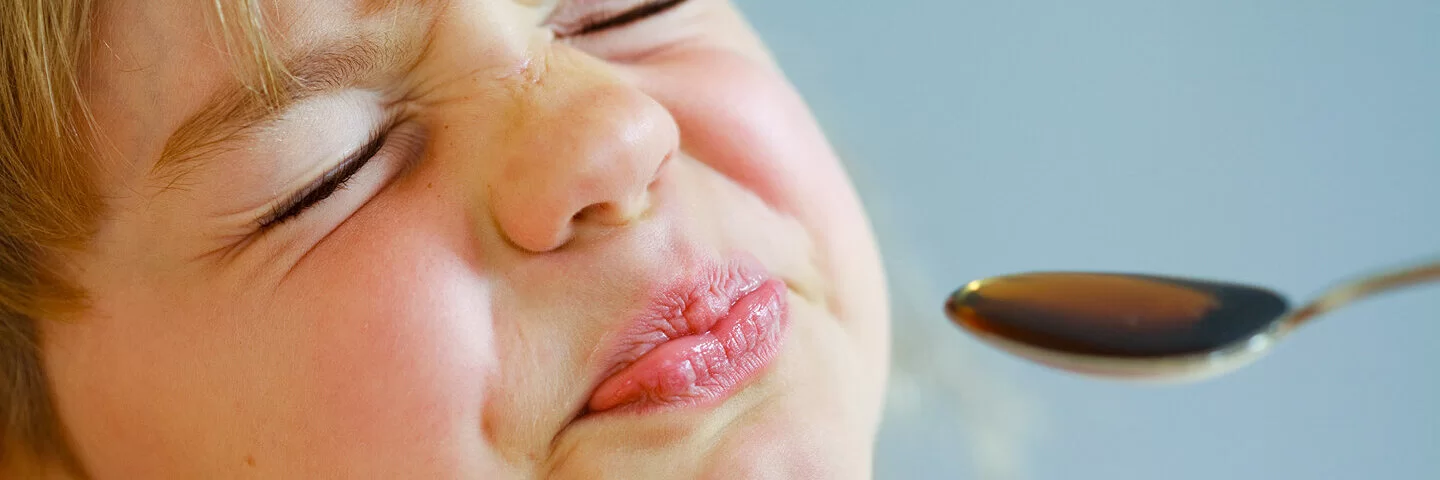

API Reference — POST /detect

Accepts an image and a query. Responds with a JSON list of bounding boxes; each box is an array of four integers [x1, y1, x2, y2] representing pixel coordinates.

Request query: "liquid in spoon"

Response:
[[946, 260, 1439, 380], [947, 273, 1289, 358]]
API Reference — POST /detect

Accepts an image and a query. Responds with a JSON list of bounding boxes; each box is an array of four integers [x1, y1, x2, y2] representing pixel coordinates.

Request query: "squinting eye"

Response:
[[548, 0, 690, 37], [256, 121, 424, 230], [257, 129, 388, 229]]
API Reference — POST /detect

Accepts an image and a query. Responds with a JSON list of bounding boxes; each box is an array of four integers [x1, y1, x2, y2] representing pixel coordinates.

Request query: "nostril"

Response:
[[573, 190, 651, 226], [573, 204, 608, 224]]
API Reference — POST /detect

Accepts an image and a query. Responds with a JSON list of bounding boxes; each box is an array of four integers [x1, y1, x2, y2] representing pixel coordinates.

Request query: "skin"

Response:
[[42, 0, 890, 478]]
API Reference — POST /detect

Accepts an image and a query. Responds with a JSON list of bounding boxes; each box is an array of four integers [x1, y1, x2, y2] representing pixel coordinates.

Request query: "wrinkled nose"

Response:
[[486, 50, 679, 253]]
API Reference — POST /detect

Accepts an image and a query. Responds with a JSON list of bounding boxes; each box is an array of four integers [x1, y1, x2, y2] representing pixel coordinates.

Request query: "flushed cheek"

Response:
[[631, 47, 855, 220], [269, 211, 500, 474]]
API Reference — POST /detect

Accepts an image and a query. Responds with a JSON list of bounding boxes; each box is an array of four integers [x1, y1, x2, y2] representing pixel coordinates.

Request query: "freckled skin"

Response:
[[44, 1, 889, 478]]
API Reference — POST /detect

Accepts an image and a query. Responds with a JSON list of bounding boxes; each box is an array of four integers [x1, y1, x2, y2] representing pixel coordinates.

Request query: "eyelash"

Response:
[[555, 0, 690, 37], [257, 127, 391, 229]]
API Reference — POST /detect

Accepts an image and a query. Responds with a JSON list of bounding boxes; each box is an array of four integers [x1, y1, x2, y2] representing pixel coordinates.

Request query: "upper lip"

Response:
[[585, 256, 771, 402]]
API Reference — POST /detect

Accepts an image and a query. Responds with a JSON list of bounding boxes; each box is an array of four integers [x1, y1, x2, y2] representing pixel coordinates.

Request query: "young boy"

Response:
[[1, 1, 890, 477]]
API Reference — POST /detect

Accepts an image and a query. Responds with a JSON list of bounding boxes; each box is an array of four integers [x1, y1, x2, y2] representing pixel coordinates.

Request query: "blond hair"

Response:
[[1, 1, 283, 475], [2, 0, 99, 474]]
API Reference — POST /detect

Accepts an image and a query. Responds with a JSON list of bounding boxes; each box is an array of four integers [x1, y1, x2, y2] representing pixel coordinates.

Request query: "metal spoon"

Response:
[[944, 260, 1440, 381]]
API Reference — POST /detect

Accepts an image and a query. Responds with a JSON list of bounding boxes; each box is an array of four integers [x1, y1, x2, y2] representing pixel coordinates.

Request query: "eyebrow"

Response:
[[152, 32, 414, 179]]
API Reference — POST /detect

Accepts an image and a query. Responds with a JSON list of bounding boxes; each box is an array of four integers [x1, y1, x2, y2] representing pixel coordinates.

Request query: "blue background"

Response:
[[735, 1, 1440, 478]]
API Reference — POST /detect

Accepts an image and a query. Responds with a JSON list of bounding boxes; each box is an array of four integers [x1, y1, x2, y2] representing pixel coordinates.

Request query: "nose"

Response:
[[487, 48, 679, 252]]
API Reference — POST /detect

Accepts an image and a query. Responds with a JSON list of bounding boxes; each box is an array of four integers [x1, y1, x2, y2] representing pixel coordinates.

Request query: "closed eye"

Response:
[[257, 129, 387, 229], [553, 0, 690, 37]]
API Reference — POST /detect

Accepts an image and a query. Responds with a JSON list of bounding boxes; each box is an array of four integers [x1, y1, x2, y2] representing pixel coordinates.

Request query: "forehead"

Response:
[[83, 1, 358, 173], [82, 0, 557, 188]]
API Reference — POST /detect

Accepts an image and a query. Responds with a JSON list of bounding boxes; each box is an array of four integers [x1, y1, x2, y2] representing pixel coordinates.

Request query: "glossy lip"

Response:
[[584, 257, 791, 414]]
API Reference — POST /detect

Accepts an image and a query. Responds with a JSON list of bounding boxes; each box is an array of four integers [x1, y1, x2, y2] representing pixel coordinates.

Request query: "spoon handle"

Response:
[[1281, 259, 1440, 332]]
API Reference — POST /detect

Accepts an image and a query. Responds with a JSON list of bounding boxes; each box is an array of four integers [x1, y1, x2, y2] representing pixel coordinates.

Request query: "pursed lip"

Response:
[[584, 256, 790, 414]]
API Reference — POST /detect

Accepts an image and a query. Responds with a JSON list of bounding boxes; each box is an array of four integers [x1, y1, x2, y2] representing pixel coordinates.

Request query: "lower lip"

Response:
[[587, 279, 790, 413]]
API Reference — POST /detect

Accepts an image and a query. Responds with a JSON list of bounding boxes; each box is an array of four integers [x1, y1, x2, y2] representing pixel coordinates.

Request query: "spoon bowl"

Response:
[[945, 261, 1440, 380]]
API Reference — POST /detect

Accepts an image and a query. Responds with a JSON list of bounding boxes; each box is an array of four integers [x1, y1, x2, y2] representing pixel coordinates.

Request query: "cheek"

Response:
[[632, 48, 853, 216], [267, 192, 499, 471], [634, 46, 883, 282], [47, 191, 506, 476]]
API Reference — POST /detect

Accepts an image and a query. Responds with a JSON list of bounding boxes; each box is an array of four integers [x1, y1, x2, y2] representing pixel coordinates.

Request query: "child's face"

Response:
[[46, 0, 888, 477]]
